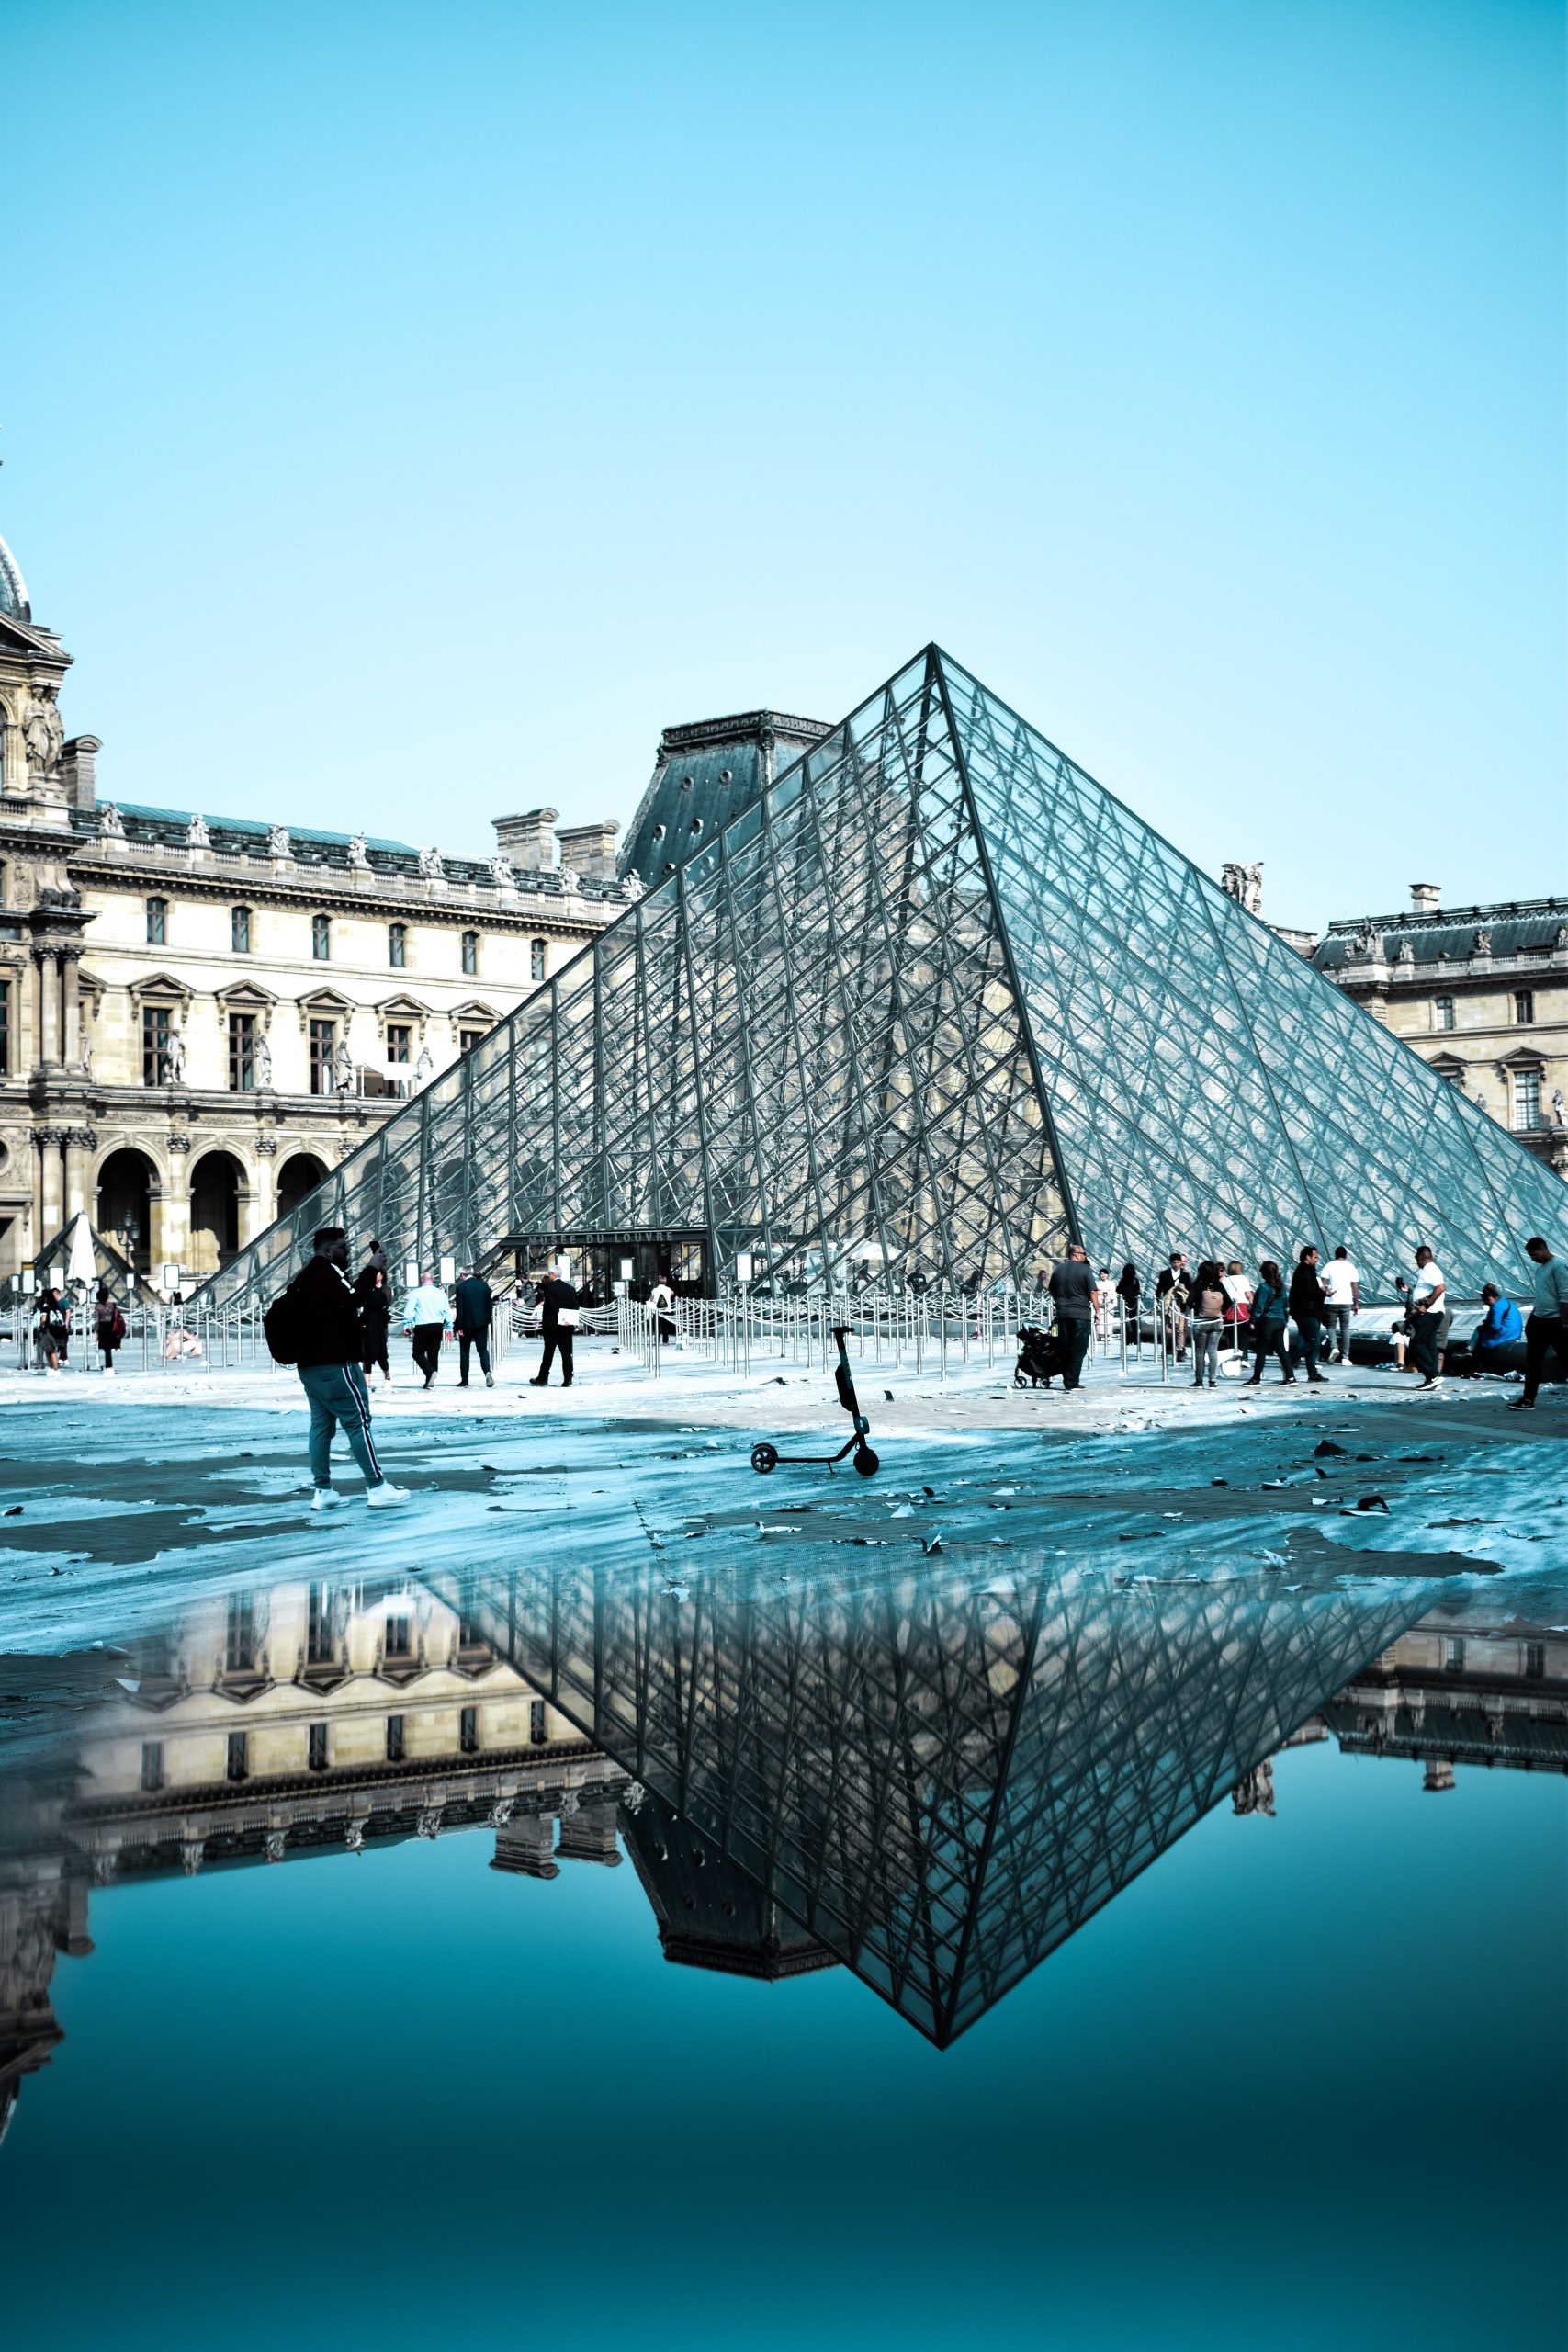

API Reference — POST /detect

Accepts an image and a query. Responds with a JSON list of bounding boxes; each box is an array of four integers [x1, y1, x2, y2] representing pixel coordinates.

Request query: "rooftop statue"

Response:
[[347, 834, 371, 871], [418, 845, 444, 880], [268, 825, 291, 858]]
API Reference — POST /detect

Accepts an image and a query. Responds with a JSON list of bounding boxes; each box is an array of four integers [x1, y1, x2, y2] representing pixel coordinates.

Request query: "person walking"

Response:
[[453, 1264, 495, 1388], [1189, 1261, 1226, 1388], [1394, 1246, 1446, 1390], [1156, 1252, 1190, 1363], [1507, 1236, 1568, 1411], [34, 1286, 68, 1374], [402, 1270, 453, 1389], [1288, 1246, 1329, 1384], [1245, 1261, 1294, 1385], [355, 1259, 392, 1387], [1468, 1283, 1523, 1377], [1047, 1245, 1096, 1390], [531, 1269, 581, 1388], [94, 1283, 126, 1374], [649, 1274, 676, 1345], [1320, 1246, 1360, 1364], [273, 1227, 408, 1510]]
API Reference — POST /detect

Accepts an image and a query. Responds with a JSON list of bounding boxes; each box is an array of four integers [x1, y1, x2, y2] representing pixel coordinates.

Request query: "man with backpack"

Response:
[[266, 1227, 410, 1511]]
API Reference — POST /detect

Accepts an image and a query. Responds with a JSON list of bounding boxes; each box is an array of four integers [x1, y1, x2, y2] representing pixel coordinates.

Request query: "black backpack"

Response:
[[264, 1279, 303, 1365]]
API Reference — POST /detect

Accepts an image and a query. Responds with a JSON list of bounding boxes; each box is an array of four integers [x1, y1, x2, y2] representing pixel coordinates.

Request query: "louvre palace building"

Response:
[[0, 520, 639, 1285]]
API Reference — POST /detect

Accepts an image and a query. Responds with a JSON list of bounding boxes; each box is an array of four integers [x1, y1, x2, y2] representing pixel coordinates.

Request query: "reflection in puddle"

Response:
[[5, 1551, 1562, 2137]]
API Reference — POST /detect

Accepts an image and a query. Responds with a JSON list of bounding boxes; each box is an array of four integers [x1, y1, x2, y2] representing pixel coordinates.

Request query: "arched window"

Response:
[[530, 938, 547, 982], [461, 929, 479, 977], [231, 905, 251, 953]]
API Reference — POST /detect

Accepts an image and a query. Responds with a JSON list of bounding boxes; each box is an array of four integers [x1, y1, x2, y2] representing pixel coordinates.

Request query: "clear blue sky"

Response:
[[5, 0, 1562, 929]]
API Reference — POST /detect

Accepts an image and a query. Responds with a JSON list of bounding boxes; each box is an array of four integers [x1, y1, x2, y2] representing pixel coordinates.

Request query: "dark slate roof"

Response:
[[69, 802, 626, 901], [619, 708, 834, 888], [1314, 898, 1568, 970]]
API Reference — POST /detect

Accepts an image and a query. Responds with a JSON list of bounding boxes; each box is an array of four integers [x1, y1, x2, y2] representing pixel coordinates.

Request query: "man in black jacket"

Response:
[[1288, 1245, 1329, 1384], [1048, 1244, 1096, 1392], [453, 1265, 495, 1388], [529, 1271, 579, 1389], [288, 1228, 410, 1510]]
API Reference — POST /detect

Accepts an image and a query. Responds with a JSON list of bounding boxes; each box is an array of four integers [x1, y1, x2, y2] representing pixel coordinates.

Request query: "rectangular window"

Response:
[[529, 1699, 547, 1745], [311, 913, 332, 961], [1434, 995, 1455, 1032], [231, 905, 251, 954], [307, 1581, 334, 1665], [140, 1740, 164, 1792], [460, 1705, 479, 1755], [141, 1006, 172, 1086], [228, 1012, 255, 1092], [385, 1613, 412, 1658], [459, 1026, 486, 1057], [1444, 1637, 1466, 1675], [1514, 989, 1534, 1025], [388, 922, 406, 968], [226, 1731, 248, 1782], [530, 938, 547, 982], [386, 1715, 405, 1763], [308, 1721, 329, 1772], [146, 896, 167, 945], [225, 1595, 255, 1672], [1513, 1069, 1541, 1130], [1525, 1642, 1546, 1680], [461, 929, 479, 977], [386, 1023, 412, 1066], [309, 1018, 336, 1096]]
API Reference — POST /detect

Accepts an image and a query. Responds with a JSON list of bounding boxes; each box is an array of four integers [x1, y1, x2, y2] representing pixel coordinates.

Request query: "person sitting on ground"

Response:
[[94, 1283, 126, 1375], [402, 1271, 453, 1389], [1507, 1235, 1568, 1411], [1467, 1283, 1523, 1377], [1047, 1244, 1096, 1392], [280, 1227, 408, 1510], [1246, 1260, 1293, 1385], [1189, 1261, 1227, 1390], [531, 1269, 581, 1389]]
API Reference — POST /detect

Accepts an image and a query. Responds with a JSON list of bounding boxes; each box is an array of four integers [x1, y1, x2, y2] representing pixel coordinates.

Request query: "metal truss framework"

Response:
[[204, 648, 1566, 1312], [451, 1556, 1428, 2045]]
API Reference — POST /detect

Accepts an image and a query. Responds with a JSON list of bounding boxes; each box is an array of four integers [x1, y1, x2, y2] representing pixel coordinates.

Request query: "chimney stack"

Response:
[[492, 808, 558, 874], [60, 735, 101, 812], [555, 819, 621, 882], [1409, 883, 1441, 916]]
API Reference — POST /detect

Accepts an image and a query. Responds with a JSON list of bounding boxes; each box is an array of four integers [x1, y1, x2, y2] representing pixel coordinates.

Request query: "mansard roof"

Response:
[[1314, 898, 1568, 970]]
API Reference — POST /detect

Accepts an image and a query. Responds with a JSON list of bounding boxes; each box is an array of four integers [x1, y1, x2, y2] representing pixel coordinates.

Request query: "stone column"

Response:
[[60, 951, 81, 1068], [36, 1128, 64, 1238], [64, 1129, 91, 1223], [36, 950, 59, 1067]]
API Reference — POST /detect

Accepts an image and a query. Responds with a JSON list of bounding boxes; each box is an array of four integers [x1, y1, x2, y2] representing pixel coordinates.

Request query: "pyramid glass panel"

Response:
[[204, 648, 1566, 1315]]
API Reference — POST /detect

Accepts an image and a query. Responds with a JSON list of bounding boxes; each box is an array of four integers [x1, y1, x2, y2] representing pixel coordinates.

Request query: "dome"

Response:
[[0, 530, 30, 622]]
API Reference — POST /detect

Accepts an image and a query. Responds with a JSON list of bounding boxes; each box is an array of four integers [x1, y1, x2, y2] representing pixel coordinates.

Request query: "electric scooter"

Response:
[[750, 1325, 880, 1477]]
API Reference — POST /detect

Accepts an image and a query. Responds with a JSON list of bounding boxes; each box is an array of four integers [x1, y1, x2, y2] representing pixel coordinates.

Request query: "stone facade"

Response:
[[0, 527, 630, 1284], [1313, 886, 1568, 1182]]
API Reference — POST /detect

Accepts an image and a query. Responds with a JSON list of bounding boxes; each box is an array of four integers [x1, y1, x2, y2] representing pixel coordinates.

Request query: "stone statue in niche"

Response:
[[347, 833, 371, 870], [413, 1045, 434, 1091], [24, 688, 63, 780], [165, 1026, 186, 1085], [268, 824, 291, 858], [1553, 1089, 1566, 1128], [417, 845, 444, 880], [333, 1038, 355, 1093], [186, 813, 211, 850], [253, 1032, 273, 1090]]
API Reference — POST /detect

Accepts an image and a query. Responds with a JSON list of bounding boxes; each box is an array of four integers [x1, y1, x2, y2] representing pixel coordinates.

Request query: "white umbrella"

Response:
[[65, 1213, 96, 1291]]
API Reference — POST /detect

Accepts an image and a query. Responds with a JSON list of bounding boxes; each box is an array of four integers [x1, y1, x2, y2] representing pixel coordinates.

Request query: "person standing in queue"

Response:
[[1394, 1245, 1446, 1390], [453, 1263, 495, 1388], [402, 1269, 453, 1389], [530, 1268, 580, 1389], [1047, 1243, 1096, 1392], [355, 1257, 393, 1387], [1288, 1245, 1330, 1383], [1246, 1261, 1294, 1385]]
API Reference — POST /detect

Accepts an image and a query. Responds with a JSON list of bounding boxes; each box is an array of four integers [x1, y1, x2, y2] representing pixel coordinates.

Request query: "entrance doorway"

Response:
[[277, 1152, 329, 1222], [96, 1148, 157, 1277], [189, 1150, 244, 1274]]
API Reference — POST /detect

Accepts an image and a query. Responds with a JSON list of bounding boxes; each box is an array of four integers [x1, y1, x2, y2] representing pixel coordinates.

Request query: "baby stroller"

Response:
[[1014, 1325, 1066, 1388]]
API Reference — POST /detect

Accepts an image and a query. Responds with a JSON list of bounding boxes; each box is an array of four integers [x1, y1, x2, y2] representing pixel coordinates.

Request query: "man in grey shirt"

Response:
[[1048, 1244, 1097, 1392], [1508, 1235, 1568, 1410]]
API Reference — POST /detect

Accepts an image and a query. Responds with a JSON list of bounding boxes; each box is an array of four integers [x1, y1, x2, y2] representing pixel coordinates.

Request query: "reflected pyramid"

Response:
[[446, 1560, 1428, 2045], [203, 649, 1565, 1311]]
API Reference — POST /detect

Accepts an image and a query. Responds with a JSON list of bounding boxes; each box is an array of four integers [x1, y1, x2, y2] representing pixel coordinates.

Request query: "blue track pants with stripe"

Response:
[[298, 1361, 383, 1488]]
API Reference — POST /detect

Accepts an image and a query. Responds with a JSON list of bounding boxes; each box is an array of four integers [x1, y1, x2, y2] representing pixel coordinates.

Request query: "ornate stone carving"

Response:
[[1219, 861, 1263, 916], [1553, 1090, 1566, 1128], [417, 844, 445, 880], [256, 1132, 278, 1155], [268, 824, 291, 858], [180, 1839, 205, 1876], [165, 1027, 186, 1085], [264, 1829, 288, 1864], [416, 1806, 444, 1840], [490, 853, 515, 889], [333, 1038, 355, 1093], [1472, 926, 1492, 956], [622, 873, 644, 902], [97, 802, 124, 838], [186, 813, 211, 850], [558, 864, 581, 896], [413, 1045, 434, 1091], [344, 1820, 367, 1852], [489, 1796, 515, 1828], [347, 833, 371, 870], [24, 687, 63, 780], [253, 1032, 273, 1091]]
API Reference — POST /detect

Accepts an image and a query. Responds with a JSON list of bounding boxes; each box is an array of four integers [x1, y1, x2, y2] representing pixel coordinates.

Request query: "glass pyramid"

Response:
[[205, 647, 1565, 1310]]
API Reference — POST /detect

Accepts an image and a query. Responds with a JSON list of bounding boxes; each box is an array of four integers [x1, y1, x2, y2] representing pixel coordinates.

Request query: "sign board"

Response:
[[403, 1261, 420, 1289], [20, 1266, 36, 1295], [438, 1255, 456, 1284], [619, 1258, 635, 1281], [734, 1252, 754, 1283], [612, 1280, 626, 1298], [162, 1263, 183, 1295], [557, 1253, 572, 1279]]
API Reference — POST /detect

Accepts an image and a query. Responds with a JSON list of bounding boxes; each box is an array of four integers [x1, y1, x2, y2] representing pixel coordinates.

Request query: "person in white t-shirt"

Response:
[[1320, 1246, 1360, 1364], [1395, 1246, 1446, 1388]]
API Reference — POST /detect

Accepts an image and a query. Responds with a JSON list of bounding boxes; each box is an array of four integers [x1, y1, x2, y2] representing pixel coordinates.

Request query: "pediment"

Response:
[[296, 986, 356, 1018], [214, 978, 279, 1012], [375, 992, 432, 1021], [128, 968, 194, 1004]]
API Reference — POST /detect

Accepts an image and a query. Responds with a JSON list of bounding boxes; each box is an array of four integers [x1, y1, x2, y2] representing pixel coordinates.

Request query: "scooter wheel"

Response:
[[750, 1442, 779, 1475], [853, 1446, 880, 1477]]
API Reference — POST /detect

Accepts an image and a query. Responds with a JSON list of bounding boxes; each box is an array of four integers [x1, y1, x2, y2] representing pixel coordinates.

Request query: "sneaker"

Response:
[[311, 1487, 344, 1511], [1506, 1397, 1535, 1412], [1308, 1374, 1328, 1385], [1418, 1377, 1439, 1389], [366, 1481, 411, 1509], [485, 1374, 494, 1388]]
